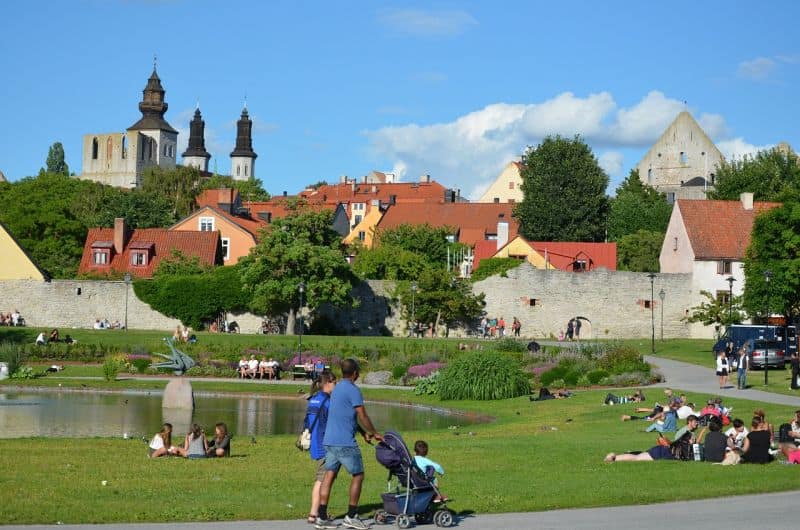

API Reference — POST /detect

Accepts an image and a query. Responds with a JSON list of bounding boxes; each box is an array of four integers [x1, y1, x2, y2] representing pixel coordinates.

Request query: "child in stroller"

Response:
[[374, 431, 454, 528]]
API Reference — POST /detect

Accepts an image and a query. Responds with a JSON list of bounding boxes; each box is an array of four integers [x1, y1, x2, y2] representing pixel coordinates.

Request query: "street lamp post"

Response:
[[764, 270, 772, 386], [647, 273, 656, 354], [410, 281, 417, 337], [298, 282, 306, 360], [124, 273, 131, 331], [726, 276, 736, 323], [658, 288, 665, 341]]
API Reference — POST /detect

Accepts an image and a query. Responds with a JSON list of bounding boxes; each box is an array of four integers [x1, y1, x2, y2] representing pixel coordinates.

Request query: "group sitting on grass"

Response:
[[149, 422, 231, 458], [607, 396, 800, 464]]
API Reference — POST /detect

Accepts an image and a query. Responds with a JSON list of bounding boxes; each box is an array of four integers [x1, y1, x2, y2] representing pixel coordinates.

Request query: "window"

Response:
[[446, 235, 456, 243], [244, 164, 248, 177], [643, 299, 652, 309], [716, 290, 731, 306], [92, 250, 109, 265], [354, 214, 362, 225], [221, 237, 230, 261], [508, 198, 515, 204], [358, 231, 366, 241], [680, 152, 688, 164], [666, 192, 675, 204], [199, 217, 215, 231], [131, 252, 147, 266], [353, 203, 365, 211], [106, 138, 113, 160], [673, 237, 678, 251], [493, 197, 500, 203], [710, 173, 716, 185], [236, 165, 241, 176], [508, 181, 515, 189], [717, 260, 732, 275], [647, 168, 653, 183], [121, 137, 127, 159], [91, 138, 99, 160], [573, 260, 588, 271], [529, 298, 538, 307]]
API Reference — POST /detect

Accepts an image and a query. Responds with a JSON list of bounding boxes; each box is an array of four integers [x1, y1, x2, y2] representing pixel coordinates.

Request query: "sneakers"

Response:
[[315, 517, 339, 529], [342, 515, 370, 529]]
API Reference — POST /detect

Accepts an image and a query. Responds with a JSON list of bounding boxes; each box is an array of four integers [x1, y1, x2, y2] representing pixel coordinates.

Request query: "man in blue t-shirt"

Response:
[[315, 359, 381, 530]]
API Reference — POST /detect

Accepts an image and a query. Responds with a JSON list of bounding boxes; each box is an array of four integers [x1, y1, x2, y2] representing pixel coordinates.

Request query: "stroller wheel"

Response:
[[396, 514, 411, 529], [374, 510, 389, 525], [433, 509, 454, 527]]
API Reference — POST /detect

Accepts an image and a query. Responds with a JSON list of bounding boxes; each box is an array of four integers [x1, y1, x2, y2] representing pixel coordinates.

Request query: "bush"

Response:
[[437, 351, 530, 400], [539, 365, 581, 387], [470, 257, 523, 282], [413, 372, 440, 395], [494, 338, 526, 353], [0, 342, 25, 376], [586, 369, 609, 385], [598, 345, 650, 374], [391, 363, 409, 380], [102, 357, 121, 381]]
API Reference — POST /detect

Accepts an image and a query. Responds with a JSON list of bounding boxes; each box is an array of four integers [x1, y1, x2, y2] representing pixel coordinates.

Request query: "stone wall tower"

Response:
[[182, 106, 211, 171], [230, 106, 257, 181]]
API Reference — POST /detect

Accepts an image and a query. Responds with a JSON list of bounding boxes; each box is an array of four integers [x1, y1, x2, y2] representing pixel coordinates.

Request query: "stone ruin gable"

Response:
[[472, 263, 694, 339]]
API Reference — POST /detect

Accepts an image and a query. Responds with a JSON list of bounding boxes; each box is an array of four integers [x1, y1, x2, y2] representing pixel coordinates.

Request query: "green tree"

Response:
[[707, 147, 800, 202], [375, 224, 456, 267], [44, 142, 69, 176], [238, 210, 353, 334], [616, 230, 664, 272], [515, 135, 609, 241], [0, 173, 94, 277], [470, 257, 523, 282], [201, 174, 271, 202], [743, 201, 800, 319], [684, 290, 745, 329], [76, 186, 176, 229], [607, 169, 671, 241], [141, 166, 200, 219], [351, 244, 429, 280]]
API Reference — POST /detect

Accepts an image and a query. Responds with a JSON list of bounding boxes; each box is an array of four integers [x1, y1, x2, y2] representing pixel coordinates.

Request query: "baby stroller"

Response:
[[374, 431, 454, 528]]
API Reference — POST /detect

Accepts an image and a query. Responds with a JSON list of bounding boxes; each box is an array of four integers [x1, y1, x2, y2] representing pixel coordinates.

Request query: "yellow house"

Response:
[[477, 161, 524, 203], [0, 220, 47, 280], [492, 236, 556, 269], [342, 207, 384, 248]]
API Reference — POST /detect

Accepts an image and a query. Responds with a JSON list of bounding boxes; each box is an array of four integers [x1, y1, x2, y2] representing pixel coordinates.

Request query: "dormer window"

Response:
[[90, 240, 114, 266], [131, 251, 147, 266], [129, 242, 154, 267]]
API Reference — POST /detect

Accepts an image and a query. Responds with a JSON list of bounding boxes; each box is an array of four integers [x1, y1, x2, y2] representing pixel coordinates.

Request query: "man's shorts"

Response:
[[314, 458, 327, 481], [324, 445, 364, 475]]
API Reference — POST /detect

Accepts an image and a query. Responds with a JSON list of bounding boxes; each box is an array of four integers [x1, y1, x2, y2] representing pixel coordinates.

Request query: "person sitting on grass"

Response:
[[702, 418, 728, 463], [206, 422, 231, 457], [603, 390, 645, 405], [780, 443, 800, 464], [148, 423, 176, 458], [173, 423, 208, 459], [725, 418, 749, 451], [743, 417, 773, 464], [414, 440, 448, 502], [644, 402, 679, 433]]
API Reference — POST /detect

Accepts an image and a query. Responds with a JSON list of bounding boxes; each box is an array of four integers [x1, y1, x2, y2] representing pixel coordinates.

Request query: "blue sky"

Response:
[[1, 1, 797, 199]]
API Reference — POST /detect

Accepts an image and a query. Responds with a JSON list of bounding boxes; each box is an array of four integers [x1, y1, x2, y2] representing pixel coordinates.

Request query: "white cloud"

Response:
[[366, 90, 741, 199], [377, 8, 477, 36], [598, 151, 624, 177], [737, 57, 776, 80], [390, 161, 408, 181], [717, 138, 773, 160]]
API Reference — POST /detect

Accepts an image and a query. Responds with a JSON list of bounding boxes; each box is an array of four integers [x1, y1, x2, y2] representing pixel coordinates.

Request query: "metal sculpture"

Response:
[[150, 337, 196, 375]]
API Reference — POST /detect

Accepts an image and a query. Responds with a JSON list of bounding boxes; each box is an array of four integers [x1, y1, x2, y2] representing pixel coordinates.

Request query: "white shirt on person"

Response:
[[676, 405, 698, 419]]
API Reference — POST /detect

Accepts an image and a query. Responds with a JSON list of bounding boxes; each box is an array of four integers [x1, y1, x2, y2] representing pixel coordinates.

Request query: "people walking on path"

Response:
[[737, 343, 750, 390], [716, 350, 729, 389], [566, 319, 574, 341], [316, 359, 382, 530]]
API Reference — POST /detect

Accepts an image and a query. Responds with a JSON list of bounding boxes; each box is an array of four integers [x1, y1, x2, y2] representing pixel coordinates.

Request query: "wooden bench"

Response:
[[292, 365, 309, 380]]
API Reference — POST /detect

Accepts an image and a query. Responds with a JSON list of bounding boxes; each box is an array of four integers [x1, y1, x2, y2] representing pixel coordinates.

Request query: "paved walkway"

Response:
[[6, 491, 798, 530], [645, 355, 800, 406]]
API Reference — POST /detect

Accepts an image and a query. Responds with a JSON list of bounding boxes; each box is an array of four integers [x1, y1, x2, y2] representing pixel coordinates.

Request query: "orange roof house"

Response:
[[374, 202, 518, 247], [79, 218, 221, 278], [473, 235, 616, 271]]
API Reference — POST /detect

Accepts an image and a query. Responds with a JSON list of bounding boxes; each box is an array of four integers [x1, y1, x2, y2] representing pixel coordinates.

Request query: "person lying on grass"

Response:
[[603, 390, 644, 405], [605, 415, 702, 463]]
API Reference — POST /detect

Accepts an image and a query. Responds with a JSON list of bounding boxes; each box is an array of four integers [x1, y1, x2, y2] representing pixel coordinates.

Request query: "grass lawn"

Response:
[[0, 381, 798, 524]]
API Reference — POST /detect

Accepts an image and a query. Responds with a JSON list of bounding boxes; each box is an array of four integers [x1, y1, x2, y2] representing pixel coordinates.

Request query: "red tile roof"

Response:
[[527, 241, 617, 271], [376, 203, 518, 247], [677, 199, 781, 259], [244, 198, 337, 222], [299, 181, 447, 204], [78, 227, 220, 278], [196, 188, 239, 210]]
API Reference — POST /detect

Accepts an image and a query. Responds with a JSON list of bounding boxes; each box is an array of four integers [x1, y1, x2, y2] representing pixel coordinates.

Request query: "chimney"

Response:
[[283, 191, 287, 197], [371, 185, 377, 193], [740, 192, 754, 210], [340, 175, 348, 184], [419, 174, 431, 183], [114, 218, 129, 254], [497, 215, 509, 251]]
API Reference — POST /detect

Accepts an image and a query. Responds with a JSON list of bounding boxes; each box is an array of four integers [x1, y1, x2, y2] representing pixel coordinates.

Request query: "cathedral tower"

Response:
[[182, 106, 211, 172], [230, 105, 257, 181]]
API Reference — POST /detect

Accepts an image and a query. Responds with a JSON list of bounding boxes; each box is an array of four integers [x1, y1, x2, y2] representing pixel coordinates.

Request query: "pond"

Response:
[[0, 390, 486, 439]]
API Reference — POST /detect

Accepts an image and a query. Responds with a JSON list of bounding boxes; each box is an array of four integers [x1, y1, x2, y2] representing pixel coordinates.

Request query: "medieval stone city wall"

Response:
[[0, 267, 696, 339]]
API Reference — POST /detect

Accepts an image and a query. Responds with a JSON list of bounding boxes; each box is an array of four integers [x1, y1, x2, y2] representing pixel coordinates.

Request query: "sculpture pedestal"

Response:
[[162, 379, 194, 410]]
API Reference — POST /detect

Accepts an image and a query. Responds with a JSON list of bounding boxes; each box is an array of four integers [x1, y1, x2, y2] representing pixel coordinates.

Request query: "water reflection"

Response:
[[0, 391, 483, 439]]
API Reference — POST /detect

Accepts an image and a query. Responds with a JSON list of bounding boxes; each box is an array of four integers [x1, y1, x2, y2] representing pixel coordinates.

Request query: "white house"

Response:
[[659, 192, 780, 338]]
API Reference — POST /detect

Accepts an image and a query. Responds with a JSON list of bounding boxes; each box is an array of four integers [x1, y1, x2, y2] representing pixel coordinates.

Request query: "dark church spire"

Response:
[[182, 107, 211, 160], [230, 106, 257, 159], [128, 66, 177, 133]]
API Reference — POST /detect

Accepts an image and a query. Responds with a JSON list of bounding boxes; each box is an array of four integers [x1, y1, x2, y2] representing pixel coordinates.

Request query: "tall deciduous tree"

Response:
[[607, 170, 672, 241], [375, 224, 456, 268], [201, 174, 271, 202], [141, 166, 200, 219], [44, 142, 69, 176], [238, 210, 353, 334], [616, 230, 664, 272], [394, 272, 485, 336], [515, 135, 609, 241], [743, 201, 800, 319], [707, 147, 800, 202]]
